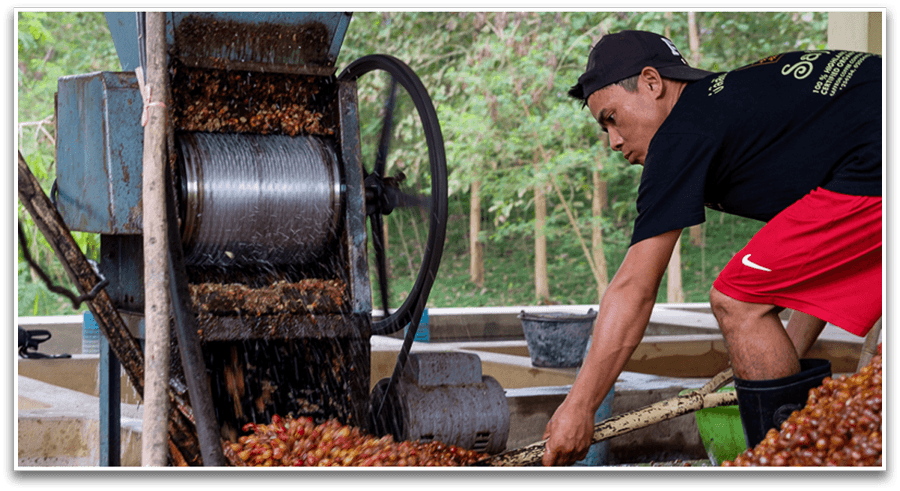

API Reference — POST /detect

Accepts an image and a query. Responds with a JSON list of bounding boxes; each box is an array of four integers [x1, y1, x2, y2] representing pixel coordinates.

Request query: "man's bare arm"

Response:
[[542, 228, 682, 466], [567, 228, 680, 410]]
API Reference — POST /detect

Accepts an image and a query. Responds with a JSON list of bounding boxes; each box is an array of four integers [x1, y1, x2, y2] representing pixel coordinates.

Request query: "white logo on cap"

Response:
[[661, 37, 688, 64], [661, 37, 681, 56]]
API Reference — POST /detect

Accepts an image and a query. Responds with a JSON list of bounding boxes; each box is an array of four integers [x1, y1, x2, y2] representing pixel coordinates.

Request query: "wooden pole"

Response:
[[140, 11, 171, 467]]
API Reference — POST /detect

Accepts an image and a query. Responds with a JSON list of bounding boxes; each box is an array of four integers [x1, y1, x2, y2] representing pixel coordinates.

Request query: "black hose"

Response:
[[164, 162, 226, 466]]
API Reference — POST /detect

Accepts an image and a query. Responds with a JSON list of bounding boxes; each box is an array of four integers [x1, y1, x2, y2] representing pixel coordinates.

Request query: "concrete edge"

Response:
[[17, 375, 144, 426]]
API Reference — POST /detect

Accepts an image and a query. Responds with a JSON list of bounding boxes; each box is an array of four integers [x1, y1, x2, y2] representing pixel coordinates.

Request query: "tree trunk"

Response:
[[687, 11, 704, 247], [469, 180, 484, 288], [591, 170, 609, 303], [534, 182, 550, 304], [510, 76, 552, 304], [667, 235, 685, 303], [688, 12, 702, 66]]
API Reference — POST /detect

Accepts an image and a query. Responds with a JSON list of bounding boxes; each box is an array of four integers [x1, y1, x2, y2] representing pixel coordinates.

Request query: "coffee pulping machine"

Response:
[[52, 12, 508, 465]]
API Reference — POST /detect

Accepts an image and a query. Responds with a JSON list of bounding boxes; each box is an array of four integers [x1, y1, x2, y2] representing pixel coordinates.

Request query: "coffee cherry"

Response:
[[222, 413, 489, 467], [723, 348, 882, 466]]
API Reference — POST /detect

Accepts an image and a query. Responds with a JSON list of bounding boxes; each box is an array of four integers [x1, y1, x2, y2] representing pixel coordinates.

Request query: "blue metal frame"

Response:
[[61, 13, 371, 465], [56, 72, 144, 234], [104, 12, 141, 71], [99, 332, 121, 466]]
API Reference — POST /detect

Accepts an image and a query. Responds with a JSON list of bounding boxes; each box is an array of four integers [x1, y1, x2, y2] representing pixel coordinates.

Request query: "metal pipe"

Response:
[[140, 11, 171, 467]]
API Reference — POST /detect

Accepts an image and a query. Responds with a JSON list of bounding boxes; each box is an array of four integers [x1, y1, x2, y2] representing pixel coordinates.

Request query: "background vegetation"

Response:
[[16, 11, 828, 316]]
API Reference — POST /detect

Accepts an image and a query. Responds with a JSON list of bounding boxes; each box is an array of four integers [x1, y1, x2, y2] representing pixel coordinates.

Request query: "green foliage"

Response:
[[341, 11, 826, 307], [18, 12, 828, 315], [17, 12, 119, 317]]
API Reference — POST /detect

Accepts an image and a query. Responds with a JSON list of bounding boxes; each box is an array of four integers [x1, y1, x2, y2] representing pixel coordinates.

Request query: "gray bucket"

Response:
[[519, 309, 597, 368]]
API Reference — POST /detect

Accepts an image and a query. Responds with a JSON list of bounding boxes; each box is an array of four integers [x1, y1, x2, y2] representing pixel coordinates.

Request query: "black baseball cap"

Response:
[[569, 30, 714, 102]]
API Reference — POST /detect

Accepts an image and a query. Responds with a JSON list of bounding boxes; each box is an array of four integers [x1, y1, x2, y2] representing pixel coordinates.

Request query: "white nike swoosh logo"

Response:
[[742, 254, 772, 272]]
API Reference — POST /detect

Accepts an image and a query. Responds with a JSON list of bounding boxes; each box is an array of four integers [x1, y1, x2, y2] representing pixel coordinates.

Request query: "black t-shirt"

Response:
[[631, 50, 882, 246]]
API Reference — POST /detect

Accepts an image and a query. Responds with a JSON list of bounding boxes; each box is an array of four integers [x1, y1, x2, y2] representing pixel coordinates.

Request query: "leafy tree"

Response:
[[343, 11, 827, 307], [18, 11, 829, 315]]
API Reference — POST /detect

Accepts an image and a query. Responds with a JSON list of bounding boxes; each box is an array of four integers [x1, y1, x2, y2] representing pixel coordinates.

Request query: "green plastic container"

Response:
[[686, 387, 747, 465]]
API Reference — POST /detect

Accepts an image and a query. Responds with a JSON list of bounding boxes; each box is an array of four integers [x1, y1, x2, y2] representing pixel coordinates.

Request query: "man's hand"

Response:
[[539, 229, 683, 467], [541, 401, 595, 466]]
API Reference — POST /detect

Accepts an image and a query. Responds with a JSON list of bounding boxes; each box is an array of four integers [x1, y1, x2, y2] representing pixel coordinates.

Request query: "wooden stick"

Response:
[[18, 151, 147, 394], [857, 318, 882, 371], [168, 440, 189, 467], [478, 369, 735, 466]]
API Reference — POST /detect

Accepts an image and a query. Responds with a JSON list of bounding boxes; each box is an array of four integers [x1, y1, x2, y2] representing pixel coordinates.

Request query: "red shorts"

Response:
[[713, 187, 882, 337]]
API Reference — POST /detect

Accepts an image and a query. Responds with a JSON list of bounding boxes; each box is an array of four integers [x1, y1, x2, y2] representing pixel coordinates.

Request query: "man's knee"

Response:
[[709, 286, 780, 330], [709, 285, 735, 317]]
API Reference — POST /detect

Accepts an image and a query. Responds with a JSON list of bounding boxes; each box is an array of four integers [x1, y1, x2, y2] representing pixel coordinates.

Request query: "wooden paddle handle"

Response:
[[478, 368, 736, 467]]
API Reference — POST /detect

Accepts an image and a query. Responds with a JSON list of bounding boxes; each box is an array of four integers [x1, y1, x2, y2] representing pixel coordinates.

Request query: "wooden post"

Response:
[[140, 11, 171, 467]]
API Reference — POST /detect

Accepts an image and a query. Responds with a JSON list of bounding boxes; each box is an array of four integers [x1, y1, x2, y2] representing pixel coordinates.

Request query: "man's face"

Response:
[[587, 81, 670, 166]]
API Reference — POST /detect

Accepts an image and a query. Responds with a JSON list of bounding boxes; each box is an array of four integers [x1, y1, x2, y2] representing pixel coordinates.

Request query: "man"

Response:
[[542, 30, 881, 466]]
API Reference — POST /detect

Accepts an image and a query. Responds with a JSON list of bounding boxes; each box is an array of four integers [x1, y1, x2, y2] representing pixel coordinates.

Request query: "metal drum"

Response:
[[177, 132, 343, 266]]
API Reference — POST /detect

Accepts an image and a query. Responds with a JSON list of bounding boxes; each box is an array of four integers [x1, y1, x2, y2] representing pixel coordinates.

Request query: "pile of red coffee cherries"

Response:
[[223, 415, 486, 467], [723, 346, 882, 466]]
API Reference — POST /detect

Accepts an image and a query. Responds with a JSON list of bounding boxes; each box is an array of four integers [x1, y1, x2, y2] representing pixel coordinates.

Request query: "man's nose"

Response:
[[608, 129, 624, 151]]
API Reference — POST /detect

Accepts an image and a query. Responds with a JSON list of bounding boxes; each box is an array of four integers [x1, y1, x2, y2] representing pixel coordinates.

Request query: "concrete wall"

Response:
[[17, 376, 143, 467], [18, 315, 84, 356], [828, 11, 883, 54]]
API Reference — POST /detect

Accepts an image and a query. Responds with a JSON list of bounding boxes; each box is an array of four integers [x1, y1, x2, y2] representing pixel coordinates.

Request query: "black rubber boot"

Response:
[[733, 358, 831, 448]]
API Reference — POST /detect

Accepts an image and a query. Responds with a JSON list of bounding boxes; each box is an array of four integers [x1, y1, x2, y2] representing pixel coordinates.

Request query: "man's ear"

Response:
[[639, 67, 665, 99]]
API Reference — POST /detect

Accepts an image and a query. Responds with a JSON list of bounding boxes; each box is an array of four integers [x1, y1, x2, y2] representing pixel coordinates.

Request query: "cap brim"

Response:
[[569, 64, 715, 105], [657, 64, 715, 81]]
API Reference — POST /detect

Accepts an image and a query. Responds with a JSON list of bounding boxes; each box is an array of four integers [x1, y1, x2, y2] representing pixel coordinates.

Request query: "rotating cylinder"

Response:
[[176, 132, 343, 266], [370, 352, 510, 454]]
